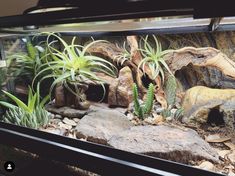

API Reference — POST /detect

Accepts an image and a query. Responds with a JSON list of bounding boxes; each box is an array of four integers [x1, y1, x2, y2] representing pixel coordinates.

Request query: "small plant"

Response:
[[133, 83, 155, 119], [7, 38, 47, 83], [164, 75, 177, 107], [114, 41, 131, 66], [0, 84, 50, 128], [161, 107, 184, 120], [174, 107, 184, 120], [2, 107, 48, 129], [161, 108, 172, 118], [138, 35, 173, 82], [35, 33, 117, 102]]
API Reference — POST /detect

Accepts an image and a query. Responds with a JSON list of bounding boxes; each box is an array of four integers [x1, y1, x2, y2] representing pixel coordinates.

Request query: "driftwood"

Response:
[[165, 47, 235, 90], [127, 36, 167, 108], [87, 36, 167, 108]]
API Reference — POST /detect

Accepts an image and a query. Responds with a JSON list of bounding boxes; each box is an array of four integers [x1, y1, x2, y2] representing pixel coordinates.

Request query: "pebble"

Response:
[[58, 122, 72, 130], [63, 117, 77, 126], [228, 150, 235, 163], [197, 161, 215, 172], [55, 114, 63, 119], [73, 118, 80, 123], [217, 150, 231, 159], [127, 113, 134, 120]]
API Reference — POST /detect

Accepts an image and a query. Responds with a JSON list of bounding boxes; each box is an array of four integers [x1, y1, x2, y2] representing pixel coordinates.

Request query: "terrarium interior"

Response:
[[1, 20, 235, 174]]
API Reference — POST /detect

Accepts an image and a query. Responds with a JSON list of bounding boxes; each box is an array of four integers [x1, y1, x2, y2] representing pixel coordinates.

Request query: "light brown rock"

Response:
[[182, 86, 235, 130], [197, 161, 216, 172], [228, 150, 235, 163], [108, 66, 134, 107]]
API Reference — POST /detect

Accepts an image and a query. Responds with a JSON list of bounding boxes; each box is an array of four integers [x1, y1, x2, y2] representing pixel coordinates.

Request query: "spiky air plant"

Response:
[[34, 33, 117, 102], [0, 84, 50, 129], [7, 38, 47, 83], [133, 83, 155, 119], [114, 41, 131, 66], [138, 35, 173, 82]]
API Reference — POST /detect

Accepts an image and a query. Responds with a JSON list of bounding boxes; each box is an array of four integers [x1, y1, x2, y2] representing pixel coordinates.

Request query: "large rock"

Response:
[[108, 66, 134, 107], [75, 109, 133, 144], [108, 125, 219, 163], [165, 47, 235, 90], [182, 86, 235, 130]]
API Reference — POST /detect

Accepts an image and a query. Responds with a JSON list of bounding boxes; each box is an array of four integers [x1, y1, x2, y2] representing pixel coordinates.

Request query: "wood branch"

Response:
[[165, 47, 235, 90], [127, 36, 167, 107], [166, 47, 235, 78]]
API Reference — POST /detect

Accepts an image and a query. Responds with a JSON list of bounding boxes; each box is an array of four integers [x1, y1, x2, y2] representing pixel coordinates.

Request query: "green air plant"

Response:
[[34, 33, 117, 102], [133, 83, 154, 119], [7, 38, 47, 83], [138, 35, 173, 82], [0, 84, 50, 129]]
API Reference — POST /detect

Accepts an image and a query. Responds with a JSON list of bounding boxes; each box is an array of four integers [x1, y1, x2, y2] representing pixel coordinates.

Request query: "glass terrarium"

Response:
[[0, 1, 234, 176]]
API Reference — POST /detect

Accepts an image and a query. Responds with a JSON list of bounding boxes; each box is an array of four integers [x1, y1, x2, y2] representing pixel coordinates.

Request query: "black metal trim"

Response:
[[0, 9, 193, 28], [0, 122, 225, 176]]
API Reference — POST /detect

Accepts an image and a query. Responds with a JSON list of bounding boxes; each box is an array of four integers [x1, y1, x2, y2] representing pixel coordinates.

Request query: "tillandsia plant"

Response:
[[133, 83, 155, 119], [138, 35, 173, 82], [34, 33, 117, 102], [0, 84, 50, 129], [7, 37, 47, 83], [114, 41, 131, 66]]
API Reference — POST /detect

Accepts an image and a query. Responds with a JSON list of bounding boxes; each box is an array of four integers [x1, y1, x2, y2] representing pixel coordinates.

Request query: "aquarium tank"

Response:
[[0, 0, 234, 176]]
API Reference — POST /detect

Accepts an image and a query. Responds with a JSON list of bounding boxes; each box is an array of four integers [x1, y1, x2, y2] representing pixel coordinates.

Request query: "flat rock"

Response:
[[182, 86, 235, 130], [108, 125, 219, 163], [46, 104, 88, 118], [75, 109, 133, 144]]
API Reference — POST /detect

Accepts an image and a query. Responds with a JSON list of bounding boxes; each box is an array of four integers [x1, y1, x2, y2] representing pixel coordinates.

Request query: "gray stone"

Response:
[[75, 109, 133, 144], [108, 125, 219, 163], [46, 104, 88, 118], [55, 114, 62, 119], [90, 102, 127, 114]]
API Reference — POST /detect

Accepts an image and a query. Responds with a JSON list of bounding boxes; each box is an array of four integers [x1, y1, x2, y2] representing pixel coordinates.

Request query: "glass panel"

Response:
[[0, 24, 234, 175], [0, 144, 99, 175]]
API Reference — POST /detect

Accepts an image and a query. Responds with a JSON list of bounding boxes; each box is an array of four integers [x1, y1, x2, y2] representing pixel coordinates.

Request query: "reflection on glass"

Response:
[[0, 29, 234, 175]]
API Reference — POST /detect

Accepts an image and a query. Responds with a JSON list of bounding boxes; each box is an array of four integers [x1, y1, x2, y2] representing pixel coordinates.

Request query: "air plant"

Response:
[[138, 35, 173, 82], [133, 83, 155, 119], [34, 33, 117, 102], [114, 41, 131, 66], [0, 84, 50, 128], [7, 38, 47, 83]]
